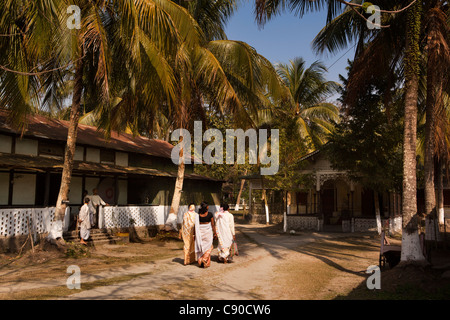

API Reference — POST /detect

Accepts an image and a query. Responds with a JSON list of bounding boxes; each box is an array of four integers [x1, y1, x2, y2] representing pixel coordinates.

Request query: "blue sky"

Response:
[[224, 0, 356, 95]]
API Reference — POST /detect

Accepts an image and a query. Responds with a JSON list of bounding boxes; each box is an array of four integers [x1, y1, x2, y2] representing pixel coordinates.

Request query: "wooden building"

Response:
[[0, 110, 222, 237], [285, 148, 450, 233]]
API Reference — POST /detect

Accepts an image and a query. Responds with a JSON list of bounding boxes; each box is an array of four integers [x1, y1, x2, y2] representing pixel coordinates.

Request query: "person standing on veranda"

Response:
[[215, 203, 236, 263], [181, 203, 197, 265], [88, 188, 108, 228], [82, 189, 93, 229]]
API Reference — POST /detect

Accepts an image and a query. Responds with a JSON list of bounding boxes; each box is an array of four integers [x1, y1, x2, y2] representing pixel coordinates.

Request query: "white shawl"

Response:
[[215, 210, 234, 251]]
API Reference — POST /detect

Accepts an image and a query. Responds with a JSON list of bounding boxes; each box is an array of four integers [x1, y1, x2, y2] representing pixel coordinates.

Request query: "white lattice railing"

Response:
[[286, 215, 321, 231], [101, 206, 166, 229], [101, 205, 221, 229], [0, 207, 56, 237], [0, 204, 221, 237]]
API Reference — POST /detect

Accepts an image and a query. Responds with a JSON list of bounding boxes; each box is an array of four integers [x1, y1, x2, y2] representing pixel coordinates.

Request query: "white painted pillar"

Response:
[[63, 206, 70, 232], [248, 181, 252, 215], [98, 205, 104, 229], [316, 174, 322, 221], [264, 191, 270, 225]]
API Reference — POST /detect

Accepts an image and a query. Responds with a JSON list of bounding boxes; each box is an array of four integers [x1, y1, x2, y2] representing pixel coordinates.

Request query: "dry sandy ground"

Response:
[[0, 223, 383, 300], [130, 225, 381, 300]]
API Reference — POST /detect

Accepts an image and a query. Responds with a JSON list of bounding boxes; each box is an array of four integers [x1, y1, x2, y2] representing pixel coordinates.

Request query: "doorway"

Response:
[[361, 188, 375, 216], [321, 188, 335, 224]]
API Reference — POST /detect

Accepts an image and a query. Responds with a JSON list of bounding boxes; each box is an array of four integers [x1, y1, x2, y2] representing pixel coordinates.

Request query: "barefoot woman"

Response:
[[194, 202, 216, 268], [181, 203, 197, 265]]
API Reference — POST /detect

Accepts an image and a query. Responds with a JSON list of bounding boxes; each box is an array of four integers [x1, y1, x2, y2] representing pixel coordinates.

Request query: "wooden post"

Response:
[[8, 169, 13, 206], [27, 216, 34, 253], [114, 175, 119, 205], [44, 171, 51, 207], [235, 170, 247, 211]]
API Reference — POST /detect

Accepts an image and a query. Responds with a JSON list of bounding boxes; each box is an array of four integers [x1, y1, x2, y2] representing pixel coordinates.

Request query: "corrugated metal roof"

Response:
[[0, 109, 177, 160], [0, 153, 222, 181]]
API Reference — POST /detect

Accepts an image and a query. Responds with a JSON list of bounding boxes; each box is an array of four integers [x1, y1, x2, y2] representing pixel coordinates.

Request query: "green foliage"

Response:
[[193, 109, 254, 182], [362, 2, 374, 13], [261, 100, 316, 192], [326, 60, 404, 193], [275, 57, 340, 152], [256, 57, 339, 192], [65, 242, 91, 259]]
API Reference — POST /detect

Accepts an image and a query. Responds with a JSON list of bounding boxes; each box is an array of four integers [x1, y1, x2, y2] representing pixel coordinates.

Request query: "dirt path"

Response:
[[4, 223, 449, 300], [62, 224, 380, 300], [0, 223, 382, 300]]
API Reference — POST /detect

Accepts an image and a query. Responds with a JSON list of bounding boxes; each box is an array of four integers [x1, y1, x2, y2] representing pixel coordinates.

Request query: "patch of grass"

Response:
[[65, 243, 91, 259], [155, 231, 182, 242]]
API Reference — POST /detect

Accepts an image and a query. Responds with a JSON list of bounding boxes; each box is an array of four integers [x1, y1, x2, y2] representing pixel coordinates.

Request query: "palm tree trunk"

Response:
[[235, 169, 247, 211], [51, 54, 84, 239], [374, 192, 382, 235], [424, 23, 439, 220], [262, 189, 269, 224], [165, 144, 185, 231], [424, 96, 436, 219], [401, 71, 425, 262], [400, 1, 426, 263]]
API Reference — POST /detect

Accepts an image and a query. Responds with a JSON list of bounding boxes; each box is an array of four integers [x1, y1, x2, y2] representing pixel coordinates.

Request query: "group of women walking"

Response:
[[181, 202, 237, 268]]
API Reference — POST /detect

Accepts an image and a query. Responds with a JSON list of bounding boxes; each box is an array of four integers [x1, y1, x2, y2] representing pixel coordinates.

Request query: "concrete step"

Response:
[[63, 229, 121, 244]]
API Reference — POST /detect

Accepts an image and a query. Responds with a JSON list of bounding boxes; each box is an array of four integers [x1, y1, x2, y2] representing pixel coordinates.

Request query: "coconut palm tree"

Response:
[[109, 39, 288, 231], [0, 0, 201, 238], [435, 92, 450, 225], [418, 91, 450, 226], [0, 0, 77, 236], [275, 57, 339, 151], [253, 0, 433, 263], [97, 0, 289, 230], [422, 1, 449, 225]]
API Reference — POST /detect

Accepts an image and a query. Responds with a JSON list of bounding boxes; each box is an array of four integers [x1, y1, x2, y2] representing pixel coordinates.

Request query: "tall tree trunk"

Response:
[[401, 1, 426, 263], [165, 83, 199, 231], [235, 169, 247, 211], [374, 192, 382, 235], [262, 189, 269, 224], [437, 158, 445, 225], [165, 145, 185, 231], [423, 92, 436, 218], [424, 15, 440, 221], [49, 53, 84, 240]]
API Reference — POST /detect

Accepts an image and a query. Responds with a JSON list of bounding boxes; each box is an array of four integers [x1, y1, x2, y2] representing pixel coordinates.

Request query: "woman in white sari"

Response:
[[78, 197, 92, 245], [194, 202, 216, 268], [215, 204, 235, 263]]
